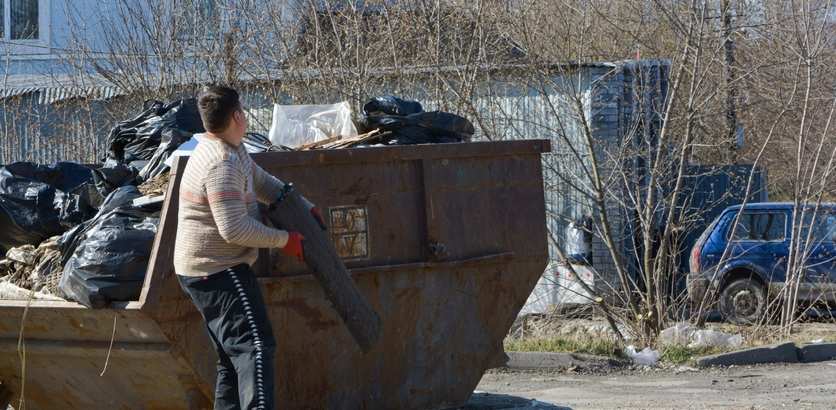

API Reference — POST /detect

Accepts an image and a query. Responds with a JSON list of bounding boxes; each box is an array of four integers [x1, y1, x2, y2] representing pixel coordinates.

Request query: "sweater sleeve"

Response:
[[252, 161, 286, 204], [205, 160, 289, 248]]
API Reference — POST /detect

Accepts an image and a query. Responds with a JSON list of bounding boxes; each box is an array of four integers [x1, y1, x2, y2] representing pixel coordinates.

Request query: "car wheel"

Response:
[[719, 278, 766, 324]]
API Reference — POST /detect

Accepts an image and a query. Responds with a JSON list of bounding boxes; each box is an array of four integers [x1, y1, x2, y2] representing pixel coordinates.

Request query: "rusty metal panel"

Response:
[[420, 154, 549, 262], [261, 158, 428, 275], [0, 140, 550, 409]]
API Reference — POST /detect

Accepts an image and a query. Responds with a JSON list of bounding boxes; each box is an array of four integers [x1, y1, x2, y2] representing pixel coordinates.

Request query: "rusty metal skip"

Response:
[[0, 140, 551, 409]]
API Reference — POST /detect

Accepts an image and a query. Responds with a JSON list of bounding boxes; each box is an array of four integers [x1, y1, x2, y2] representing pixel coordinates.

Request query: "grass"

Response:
[[505, 317, 836, 366], [505, 336, 733, 365], [504, 336, 622, 357], [659, 345, 724, 364]]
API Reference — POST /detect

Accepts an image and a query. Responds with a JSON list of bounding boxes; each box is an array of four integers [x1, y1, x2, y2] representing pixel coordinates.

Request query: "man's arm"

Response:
[[252, 162, 285, 204], [206, 160, 289, 248]]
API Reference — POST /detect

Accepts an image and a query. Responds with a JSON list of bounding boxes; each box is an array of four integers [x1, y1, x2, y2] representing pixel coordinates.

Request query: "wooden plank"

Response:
[[297, 135, 342, 150], [298, 129, 383, 150], [321, 129, 382, 149], [138, 156, 186, 309]]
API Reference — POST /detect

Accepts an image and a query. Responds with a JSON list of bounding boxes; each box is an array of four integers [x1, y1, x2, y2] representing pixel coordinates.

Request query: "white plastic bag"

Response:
[[658, 322, 743, 349], [626, 345, 660, 366], [658, 322, 697, 346], [688, 329, 743, 349], [268, 102, 358, 148]]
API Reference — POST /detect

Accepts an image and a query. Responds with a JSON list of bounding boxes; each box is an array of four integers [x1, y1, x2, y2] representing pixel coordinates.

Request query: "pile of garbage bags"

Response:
[[276, 96, 476, 149], [0, 100, 208, 306], [0, 162, 100, 252], [58, 187, 159, 308], [358, 96, 475, 145], [0, 98, 292, 307], [105, 99, 205, 185], [0, 94, 475, 307]]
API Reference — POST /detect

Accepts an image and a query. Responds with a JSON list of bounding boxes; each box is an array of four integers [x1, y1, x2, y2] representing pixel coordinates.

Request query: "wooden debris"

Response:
[[298, 129, 383, 150], [0, 237, 63, 296], [297, 135, 343, 150], [138, 172, 171, 197]]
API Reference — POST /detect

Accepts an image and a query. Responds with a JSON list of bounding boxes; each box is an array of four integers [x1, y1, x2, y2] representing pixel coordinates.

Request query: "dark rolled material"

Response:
[[268, 188, 381, 352]]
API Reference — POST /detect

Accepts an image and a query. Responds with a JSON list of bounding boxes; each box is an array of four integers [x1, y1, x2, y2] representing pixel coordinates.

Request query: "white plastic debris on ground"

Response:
[[268, 102, 358, 148], [626, 345, 660, 366], [658, 322, 744, 349]]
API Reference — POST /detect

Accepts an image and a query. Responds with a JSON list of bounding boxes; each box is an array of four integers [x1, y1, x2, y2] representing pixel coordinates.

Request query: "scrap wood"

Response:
[[299, 129, 382, 150], [321, 129, 384, 149], [297, 135, 343, 150], [0, 237, 63, 296], [138, 172, 171, 197]]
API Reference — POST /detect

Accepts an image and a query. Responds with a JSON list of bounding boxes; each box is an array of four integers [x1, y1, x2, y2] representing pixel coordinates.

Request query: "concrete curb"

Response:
[[798, 343, 836, 363], [696, 341, 836, 367], [504, 351, 626, 370], [696, 342, 799, 367]]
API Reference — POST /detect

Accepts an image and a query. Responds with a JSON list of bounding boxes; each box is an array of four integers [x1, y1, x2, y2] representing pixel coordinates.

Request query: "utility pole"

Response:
[[224, 31, 237, 86], [721, 0, 739, 162]]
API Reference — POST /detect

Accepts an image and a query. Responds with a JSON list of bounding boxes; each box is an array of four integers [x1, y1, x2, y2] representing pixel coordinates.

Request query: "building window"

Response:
[[3, 0, 42, 40], [10, 0, 38, 39]]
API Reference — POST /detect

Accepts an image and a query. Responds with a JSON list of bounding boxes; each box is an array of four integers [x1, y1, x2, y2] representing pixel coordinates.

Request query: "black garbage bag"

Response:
[[138, 128, 193, 181], [0, 162, 98, 253], [58, 186, 160, 308], [243, 132, 292, 153], [106, 99, 204, 163], [367, 111, 475, 145], [2, 161, 95, 191], [92, 159, 140, 198], [58, 186, 148, 264], [363, 96, 423, 117]]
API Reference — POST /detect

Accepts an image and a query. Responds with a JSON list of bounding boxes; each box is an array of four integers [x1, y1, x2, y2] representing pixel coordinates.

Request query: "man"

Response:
[[174, 86, 303, 410]]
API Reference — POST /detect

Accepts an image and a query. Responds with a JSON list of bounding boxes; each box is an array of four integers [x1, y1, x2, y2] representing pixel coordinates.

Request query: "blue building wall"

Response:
[[3, 0, 304, 77], [2, 0, 103, 75]]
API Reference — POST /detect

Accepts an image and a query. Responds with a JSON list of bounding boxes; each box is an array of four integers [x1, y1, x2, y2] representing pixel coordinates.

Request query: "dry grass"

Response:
[[504, 335, 622, 357], [506, 315, 836, 365]]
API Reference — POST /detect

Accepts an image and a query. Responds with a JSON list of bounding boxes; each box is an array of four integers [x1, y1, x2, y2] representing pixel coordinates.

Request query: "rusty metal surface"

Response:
[[0, 140, 550, 409]]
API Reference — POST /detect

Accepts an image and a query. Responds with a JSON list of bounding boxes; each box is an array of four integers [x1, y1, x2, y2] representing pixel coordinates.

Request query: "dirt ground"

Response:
[[475, 361, 836, 409]]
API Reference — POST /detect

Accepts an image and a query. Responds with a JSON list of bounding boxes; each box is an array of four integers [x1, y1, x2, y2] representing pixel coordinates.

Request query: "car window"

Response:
[[808, 212, 836, 243], [730, 212, 786, 241]]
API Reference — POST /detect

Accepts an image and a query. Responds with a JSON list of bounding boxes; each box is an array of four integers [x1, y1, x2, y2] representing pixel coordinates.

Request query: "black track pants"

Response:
[[178, 264, 276, 410]]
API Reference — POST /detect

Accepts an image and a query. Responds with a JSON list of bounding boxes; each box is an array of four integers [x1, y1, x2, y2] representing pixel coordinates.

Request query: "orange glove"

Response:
[[282, 231, 305, 262]]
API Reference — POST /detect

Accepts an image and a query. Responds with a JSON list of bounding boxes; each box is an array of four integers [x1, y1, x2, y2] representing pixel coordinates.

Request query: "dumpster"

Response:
[[0, 140, 550, 409]]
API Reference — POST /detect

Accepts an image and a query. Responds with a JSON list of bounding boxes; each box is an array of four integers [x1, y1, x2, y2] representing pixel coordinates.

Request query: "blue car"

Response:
[[687, 203, 836, 323]]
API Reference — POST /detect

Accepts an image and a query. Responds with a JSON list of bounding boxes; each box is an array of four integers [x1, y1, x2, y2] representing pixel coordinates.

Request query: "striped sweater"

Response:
[[173, 136, 289, 277]]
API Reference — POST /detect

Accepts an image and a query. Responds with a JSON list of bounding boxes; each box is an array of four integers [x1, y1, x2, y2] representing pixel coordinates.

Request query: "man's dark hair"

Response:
[[197, 86, 241, 132]]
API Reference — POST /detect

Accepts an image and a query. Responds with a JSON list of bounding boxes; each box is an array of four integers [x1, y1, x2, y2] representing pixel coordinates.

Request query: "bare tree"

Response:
[[0, 0, 829, 345]]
